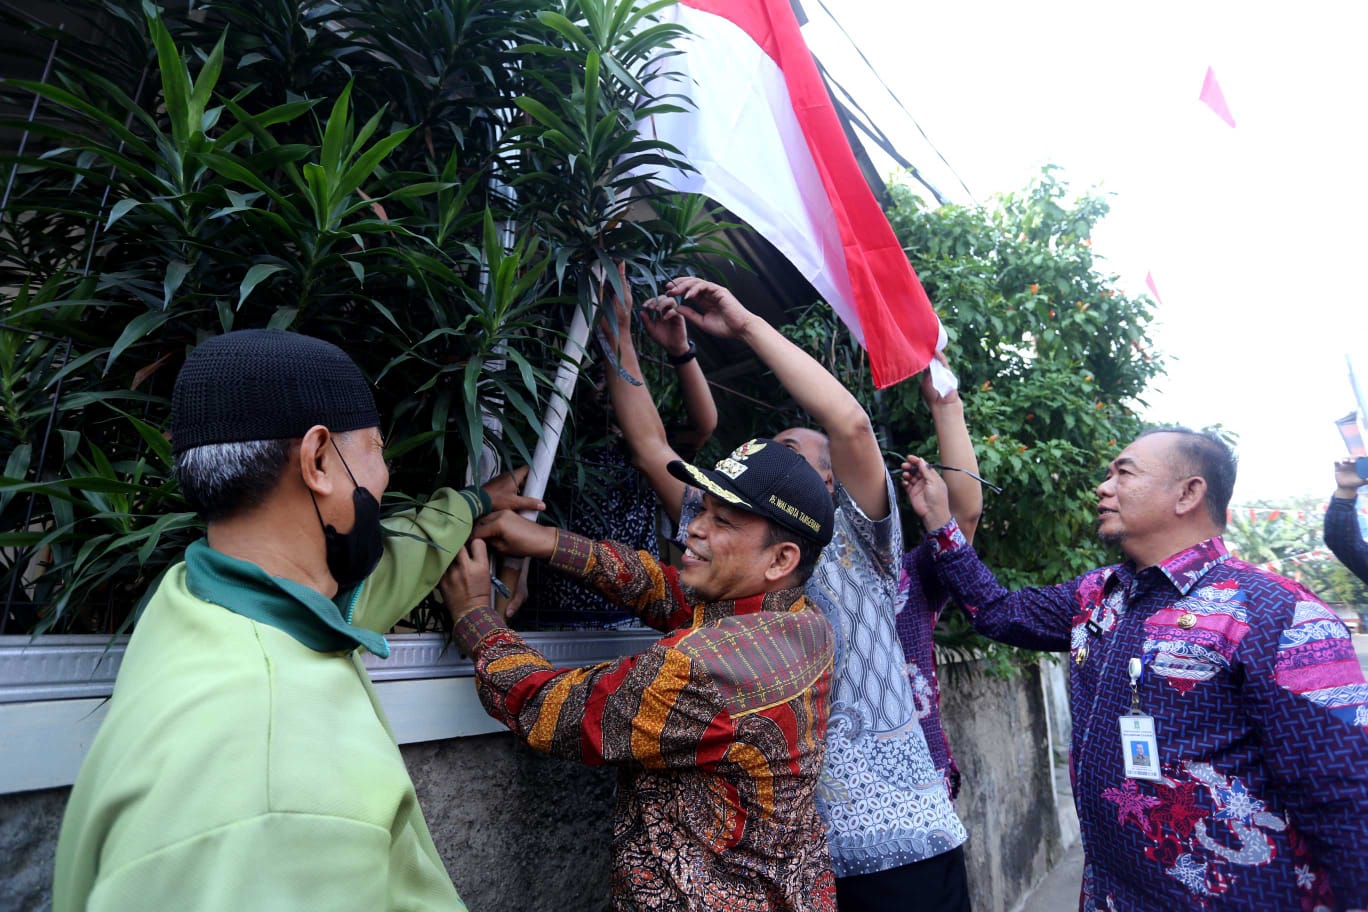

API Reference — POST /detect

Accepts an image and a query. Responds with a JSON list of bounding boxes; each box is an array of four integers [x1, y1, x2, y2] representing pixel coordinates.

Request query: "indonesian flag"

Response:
[[641, 0, 940, 388]]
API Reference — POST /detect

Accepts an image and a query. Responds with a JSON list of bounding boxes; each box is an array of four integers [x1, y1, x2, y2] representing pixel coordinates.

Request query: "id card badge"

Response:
[[1120, 657, 1162, 780], [1119, 714, 1162, 781]]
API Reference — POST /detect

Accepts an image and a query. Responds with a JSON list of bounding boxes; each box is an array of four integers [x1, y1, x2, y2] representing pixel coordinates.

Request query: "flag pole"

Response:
[[494, 268, 599, 611]]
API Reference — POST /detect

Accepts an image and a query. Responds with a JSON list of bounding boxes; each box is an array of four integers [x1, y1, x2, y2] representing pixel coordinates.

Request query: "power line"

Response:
[[809, 0, 978, 204]]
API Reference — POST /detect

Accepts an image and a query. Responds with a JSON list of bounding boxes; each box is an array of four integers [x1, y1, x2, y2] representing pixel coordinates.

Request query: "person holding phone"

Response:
[[1325, 457, 1368, 584]]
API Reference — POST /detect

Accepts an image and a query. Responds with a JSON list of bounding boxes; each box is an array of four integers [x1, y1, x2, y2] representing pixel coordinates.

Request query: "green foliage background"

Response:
[[0, 0, 724, 635]]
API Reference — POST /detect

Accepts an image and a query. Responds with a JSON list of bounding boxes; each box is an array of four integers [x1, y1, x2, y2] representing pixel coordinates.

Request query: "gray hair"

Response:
[[175, 439, 294, 521]]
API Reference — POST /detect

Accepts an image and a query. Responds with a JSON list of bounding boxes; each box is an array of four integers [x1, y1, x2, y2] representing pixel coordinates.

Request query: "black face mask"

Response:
[[311, 441, 384, 589]]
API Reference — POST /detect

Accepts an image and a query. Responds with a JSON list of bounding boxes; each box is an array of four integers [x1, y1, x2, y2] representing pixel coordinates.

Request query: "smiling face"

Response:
[[680, 494, 794, 601], [1095, 432, 1191, 562]]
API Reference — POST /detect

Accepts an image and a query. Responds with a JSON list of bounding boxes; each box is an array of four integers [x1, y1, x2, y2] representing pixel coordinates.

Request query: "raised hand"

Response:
[[919, 350, 961, 408], [1334, 458, 1367, 497], [638, 294, 692, 357], [900, 455, 952, 532], [666, 276, 757, 340]]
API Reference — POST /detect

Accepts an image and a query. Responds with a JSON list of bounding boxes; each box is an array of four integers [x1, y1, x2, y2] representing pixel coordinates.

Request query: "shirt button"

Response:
[[1074, 645, 1089, 665], [1176, 612, 1197, 629]]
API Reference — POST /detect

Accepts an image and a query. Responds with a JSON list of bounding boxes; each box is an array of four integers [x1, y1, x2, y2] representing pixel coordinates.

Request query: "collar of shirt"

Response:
[[1102, 536, 1231, 603], [183, 538, 389, 657]]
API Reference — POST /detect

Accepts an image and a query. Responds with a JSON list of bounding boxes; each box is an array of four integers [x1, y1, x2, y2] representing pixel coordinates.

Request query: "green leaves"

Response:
[[1, 0, 725, 637]]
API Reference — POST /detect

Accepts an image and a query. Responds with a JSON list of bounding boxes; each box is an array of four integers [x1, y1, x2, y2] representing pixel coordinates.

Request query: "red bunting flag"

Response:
[[641, 0, 941, 388], [1199, 67, 1237, 128]]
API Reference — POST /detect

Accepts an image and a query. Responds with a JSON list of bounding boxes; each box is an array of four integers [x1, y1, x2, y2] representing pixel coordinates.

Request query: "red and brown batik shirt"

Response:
[[453, 531, 836, 912]]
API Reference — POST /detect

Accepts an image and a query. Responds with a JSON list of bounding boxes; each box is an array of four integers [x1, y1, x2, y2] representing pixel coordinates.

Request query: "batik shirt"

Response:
[[927, 520, 1368, 911], [453, 532, 836, 912], [680, 477, 965, 879], [1324, 496, 1368, 584], [895, 543, 960, 798]]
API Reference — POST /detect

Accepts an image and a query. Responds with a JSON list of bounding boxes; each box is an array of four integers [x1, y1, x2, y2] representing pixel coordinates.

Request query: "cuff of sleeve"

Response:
[[549, 530, 593, 576], [929, 517, 967, 556], [465, 486, 493, 517], [453, 606, 506, 654]]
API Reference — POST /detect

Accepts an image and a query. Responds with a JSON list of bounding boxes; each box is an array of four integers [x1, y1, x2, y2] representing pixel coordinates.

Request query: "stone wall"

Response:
[[1, 661, 1062, 912], [939, 659, 1064, 912]]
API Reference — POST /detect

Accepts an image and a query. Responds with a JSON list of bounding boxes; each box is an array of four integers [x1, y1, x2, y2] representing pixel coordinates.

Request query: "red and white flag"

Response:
[[642, 0, 941, 388]]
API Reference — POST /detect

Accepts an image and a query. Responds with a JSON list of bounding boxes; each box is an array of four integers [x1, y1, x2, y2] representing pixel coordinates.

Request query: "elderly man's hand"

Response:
[[482, 465, 546, 515], [440, 540, 493, 624], [473, 510, 558, 560], [900, 455, 952, 532]]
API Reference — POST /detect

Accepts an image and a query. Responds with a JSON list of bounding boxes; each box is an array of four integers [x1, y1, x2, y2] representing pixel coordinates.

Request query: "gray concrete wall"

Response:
[[2, 661, 1061, 912], [940, 659, 1064, 912]]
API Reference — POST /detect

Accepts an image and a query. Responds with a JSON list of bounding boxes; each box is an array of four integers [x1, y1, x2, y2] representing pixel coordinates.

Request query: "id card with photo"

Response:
[[1119, 714, 1163, 781]]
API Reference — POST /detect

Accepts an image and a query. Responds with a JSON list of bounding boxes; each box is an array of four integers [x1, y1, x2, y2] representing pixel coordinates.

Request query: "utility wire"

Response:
[[810, 0, 978, 204], [817, 58, 948, 205]]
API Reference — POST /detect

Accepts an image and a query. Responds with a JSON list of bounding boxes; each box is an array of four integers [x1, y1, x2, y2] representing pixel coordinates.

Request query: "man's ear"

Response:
[[763, 540, 802, 584], [1174, 476, 1208, 520], [298, 425, 334, 497]]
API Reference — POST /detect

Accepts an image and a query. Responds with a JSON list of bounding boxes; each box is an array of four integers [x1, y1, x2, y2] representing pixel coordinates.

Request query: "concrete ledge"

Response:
[[0, 630, 659, 794]]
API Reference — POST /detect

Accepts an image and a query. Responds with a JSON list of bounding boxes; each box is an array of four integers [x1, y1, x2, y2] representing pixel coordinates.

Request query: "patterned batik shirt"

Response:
[[895, 543, 960, 798], [453, 532, 836, 912], [681, 477, 966, 879], [1324, 496, 1368, 584], [927, 520, 1368, 911]]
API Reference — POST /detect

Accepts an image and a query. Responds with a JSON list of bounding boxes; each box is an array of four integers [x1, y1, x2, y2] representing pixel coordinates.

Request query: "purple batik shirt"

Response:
[[928, 519, 1368, 912], [895, 544, 960, 798]]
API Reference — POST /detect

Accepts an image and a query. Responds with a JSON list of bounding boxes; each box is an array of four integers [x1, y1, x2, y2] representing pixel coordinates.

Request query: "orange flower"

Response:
[[1082, 238, 1092, 248], [1108, 438, 1116, 447], [1018, 445, 1028, 453], [1094, 401, 1104, 409], [1048, 309, 1056, 318], [987, 434, 999, 444], [981, 380, 992, 392], [1029, 284, 1039, 294], [1025, 413, 1034, 421]]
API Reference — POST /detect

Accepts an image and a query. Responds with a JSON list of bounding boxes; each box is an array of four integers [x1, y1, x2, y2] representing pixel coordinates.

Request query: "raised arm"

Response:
[[634, 290, 718, 454], [600, 269, 688, 524], [1324, 458, 1368, 582], [901, 456, 1074, 650], [669, 276, 889, 520], [921, 352, 982, 544]]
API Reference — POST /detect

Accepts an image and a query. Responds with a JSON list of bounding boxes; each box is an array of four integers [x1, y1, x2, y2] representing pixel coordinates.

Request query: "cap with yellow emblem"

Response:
[[667, 438, 834, 547]]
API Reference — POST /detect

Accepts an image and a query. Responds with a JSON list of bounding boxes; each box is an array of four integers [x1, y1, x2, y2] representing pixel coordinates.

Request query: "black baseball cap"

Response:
[[668, 438, 834, 547]]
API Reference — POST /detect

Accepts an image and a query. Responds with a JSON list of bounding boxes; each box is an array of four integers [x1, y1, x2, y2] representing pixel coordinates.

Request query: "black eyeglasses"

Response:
[[888, 461, 1003, 495]]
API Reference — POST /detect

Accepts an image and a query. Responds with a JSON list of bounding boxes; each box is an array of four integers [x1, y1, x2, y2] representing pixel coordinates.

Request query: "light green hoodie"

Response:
[[53, 487, 488, 912]]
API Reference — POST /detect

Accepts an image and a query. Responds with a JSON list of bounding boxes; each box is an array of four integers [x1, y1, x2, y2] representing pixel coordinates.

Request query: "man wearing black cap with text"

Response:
[[54, 329, 541, 912], [441, 438, 838, 912]]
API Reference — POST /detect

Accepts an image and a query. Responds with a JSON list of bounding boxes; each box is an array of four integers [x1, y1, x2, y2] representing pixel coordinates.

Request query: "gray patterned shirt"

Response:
[[680, 476, 966, 877]]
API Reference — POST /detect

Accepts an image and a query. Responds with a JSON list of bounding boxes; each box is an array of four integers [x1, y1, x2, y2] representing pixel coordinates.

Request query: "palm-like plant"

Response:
[[0, 0, 713, 636]]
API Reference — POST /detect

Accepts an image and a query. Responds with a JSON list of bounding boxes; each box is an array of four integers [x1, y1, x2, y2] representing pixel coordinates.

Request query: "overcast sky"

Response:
[[801, 1, 1363, 503]]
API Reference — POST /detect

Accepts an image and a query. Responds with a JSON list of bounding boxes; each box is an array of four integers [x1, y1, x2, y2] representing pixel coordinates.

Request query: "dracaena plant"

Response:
[[0, 0, 713, 637]]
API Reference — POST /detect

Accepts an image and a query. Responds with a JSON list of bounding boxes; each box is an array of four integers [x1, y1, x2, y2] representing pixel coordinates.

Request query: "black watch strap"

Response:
[[667, 339, 698, 365]]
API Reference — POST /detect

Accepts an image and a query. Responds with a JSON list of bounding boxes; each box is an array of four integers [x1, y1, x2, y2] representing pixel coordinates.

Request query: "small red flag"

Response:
[[1199, 67, 1236, 128]]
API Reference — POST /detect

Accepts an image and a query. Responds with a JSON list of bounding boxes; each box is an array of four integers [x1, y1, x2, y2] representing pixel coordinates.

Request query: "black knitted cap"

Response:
[[171, 329, 380, 454]]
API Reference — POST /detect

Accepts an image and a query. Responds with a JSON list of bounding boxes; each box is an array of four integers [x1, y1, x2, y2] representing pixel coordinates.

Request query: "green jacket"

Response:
[[53, 487, 488, 912]]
